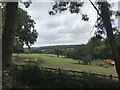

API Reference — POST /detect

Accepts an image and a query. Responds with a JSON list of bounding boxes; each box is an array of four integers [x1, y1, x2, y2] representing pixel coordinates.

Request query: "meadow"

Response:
[[13, 53, 117, 76]]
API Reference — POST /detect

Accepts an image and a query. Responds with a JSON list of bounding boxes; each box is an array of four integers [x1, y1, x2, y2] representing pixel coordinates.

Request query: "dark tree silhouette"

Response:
[[100, 1, 120, 80], [2, 2, 18, 68], [2, 2, 32, 68]]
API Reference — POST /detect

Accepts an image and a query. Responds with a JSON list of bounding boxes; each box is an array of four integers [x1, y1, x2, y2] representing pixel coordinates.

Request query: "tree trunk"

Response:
[[100, 2, 120, 80], [57, 54, 59, 58], [2, 2, 18, 68]]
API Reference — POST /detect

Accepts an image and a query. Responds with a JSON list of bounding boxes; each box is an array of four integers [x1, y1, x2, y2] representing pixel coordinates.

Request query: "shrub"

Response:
[[3, 64, 120, 88]]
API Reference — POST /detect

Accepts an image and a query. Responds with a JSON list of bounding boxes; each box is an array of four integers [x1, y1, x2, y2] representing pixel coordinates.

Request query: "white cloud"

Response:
[[21, 2, 98, 47]]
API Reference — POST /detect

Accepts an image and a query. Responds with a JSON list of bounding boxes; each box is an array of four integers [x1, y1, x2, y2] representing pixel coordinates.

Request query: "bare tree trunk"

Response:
[[2, 2, 18, 68], [100, 2, 120, 80], [57, 54, 59, 57]]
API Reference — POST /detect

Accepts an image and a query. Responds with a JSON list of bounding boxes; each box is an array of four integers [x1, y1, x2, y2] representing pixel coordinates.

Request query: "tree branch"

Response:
[[89, 0, 102, 18]]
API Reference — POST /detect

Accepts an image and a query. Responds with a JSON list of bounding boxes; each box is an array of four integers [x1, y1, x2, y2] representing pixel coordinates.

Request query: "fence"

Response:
[[18, 64, 118, 80], [40, 67, 119, 80]]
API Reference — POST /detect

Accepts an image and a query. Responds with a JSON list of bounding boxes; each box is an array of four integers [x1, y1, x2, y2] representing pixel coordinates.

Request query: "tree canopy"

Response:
[[2, 7, 38, 49], [15, 8, 38, 49], [2, 2, 36, 67]]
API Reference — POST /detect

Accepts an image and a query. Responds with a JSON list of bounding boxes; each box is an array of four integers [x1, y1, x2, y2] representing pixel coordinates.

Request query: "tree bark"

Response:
[[100, 2, 120, 80], [2, 2, 18, 68]]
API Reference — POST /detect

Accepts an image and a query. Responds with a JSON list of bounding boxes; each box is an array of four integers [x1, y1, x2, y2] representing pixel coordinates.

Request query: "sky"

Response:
[[20, 0, 119, 47]]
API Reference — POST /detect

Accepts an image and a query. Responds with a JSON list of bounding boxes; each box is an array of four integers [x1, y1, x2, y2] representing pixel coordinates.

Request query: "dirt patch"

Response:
[[13, 56, 31, 64]]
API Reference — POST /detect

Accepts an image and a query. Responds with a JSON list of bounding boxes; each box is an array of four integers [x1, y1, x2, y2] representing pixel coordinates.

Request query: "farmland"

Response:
[[13, 53, 117, 76]]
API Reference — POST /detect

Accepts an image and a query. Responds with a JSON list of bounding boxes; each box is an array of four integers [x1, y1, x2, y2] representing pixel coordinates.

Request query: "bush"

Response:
[[98, 63, 104, 66], [3, 64, 120, 88]]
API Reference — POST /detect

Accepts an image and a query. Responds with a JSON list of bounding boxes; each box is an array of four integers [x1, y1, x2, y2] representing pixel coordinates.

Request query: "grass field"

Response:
[[13, 53, 117, 76]]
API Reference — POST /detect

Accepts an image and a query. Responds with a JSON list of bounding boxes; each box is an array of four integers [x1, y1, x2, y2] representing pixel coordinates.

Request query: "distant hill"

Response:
[[25, 44, 86, 54]]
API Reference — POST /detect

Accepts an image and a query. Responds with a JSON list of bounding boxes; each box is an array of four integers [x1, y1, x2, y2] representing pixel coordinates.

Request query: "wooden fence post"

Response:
[[109, 75, 113, 80], [57, 68, 61, 83], [58, 68, 61, 76]]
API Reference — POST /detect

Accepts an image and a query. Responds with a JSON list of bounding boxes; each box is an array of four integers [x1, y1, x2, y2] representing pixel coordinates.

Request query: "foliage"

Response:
[[15, 8, 38, 49], [3, 64, 120, 88], [66, 44, 90, 64], [24, 47, 43, 53], [49, 1, 89, 21], [1, 0, 33, 67], [25, 45, 81, 54], [13, 38, 24, 54], [2, 70, 12, 88], [87, 36, 112, 60], [53, 47, 63, 57], [2, 7, 38, 49]]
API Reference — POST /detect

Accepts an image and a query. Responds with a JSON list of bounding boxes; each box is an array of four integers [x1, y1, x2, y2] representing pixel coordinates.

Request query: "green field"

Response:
[[13, 53, 117, 76]]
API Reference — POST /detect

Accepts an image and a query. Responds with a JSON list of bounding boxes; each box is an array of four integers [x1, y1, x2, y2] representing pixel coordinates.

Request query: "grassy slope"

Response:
[[16, 54, 117, 76]]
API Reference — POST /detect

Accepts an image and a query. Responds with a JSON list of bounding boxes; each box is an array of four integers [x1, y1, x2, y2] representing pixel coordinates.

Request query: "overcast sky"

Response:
[[20, 0, 119, 47]]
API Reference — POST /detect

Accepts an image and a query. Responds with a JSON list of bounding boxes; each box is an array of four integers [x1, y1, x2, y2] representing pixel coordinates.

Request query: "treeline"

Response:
[[16, 32, 120, 62], [24, 45, 81, 54], [66, 34, 119, 61]]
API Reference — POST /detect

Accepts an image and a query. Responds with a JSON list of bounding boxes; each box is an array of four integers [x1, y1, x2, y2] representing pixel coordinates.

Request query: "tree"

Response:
[[66, 44, 89, 64], [15, 8, 38, 49], [13, 37, 24, 56], [87, 36, 103, 59], [50, 0, 120, 80], [94, 44, 112, 59], [99, 1, 120, 80], [86, 36, 112, 60], [2, 2, 18, 68], [49, 1, 89, 21], [54, 47, 63, 57], [2, 2, 33, 68], [2, 7, 38, 50], [0, 6, 2, 34]]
